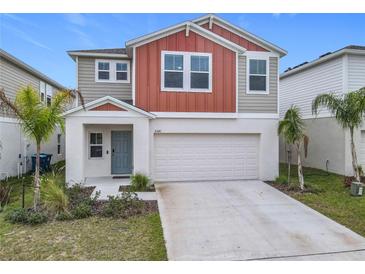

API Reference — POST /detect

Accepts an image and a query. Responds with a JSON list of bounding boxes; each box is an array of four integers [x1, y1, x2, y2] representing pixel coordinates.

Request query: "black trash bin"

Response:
[[31, 153, 53, 173]]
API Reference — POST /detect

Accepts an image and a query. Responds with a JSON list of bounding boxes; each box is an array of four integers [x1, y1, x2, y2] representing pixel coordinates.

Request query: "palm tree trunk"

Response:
[[287, 146, 291, 184], [297, 143, 304, 190], [350, 127, 361, 182], [34, 142, 41, 210]]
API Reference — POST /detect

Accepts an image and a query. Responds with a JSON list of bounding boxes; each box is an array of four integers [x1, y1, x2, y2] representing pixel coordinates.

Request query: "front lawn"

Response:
[[0, 168, 167, 260], [272, 164, 365, 237]]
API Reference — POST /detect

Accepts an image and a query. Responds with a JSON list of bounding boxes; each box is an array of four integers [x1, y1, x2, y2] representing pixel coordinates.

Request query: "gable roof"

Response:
[[125, 21, 246, 54], [67, 48, 129, 61], [192, 14, 287, 57], [63, 96, 155, 118], [0, 49, 66, 90], [281, 45, 365, 79]]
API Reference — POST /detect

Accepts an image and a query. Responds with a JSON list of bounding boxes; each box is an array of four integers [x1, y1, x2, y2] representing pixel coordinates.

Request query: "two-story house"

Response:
[[280, 45, 365, 176], [0, 49, 67, 179], [64, 14, 287, 184]]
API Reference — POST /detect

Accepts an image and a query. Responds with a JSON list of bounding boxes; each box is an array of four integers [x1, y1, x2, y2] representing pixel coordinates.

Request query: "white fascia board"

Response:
[[126, 22, 246, 54], [152, 112, 279, 119], [68, 52, 130, 61], [280, 48, 365, 79], [192, 14, 287, 57], [63, 96, 155, 118]]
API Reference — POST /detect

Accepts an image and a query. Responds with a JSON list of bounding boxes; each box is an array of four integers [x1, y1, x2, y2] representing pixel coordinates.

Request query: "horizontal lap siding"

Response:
[[78, 57, 132, 104], [348, 54, 365, 92], [0, 57, 41, 101], [238, 56, 278, 113], [201, 23, 268, 52], [135, 30, 236, 112]]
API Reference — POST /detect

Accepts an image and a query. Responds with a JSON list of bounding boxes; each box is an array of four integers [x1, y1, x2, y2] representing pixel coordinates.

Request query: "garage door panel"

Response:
[[154, 134, 259, 182]]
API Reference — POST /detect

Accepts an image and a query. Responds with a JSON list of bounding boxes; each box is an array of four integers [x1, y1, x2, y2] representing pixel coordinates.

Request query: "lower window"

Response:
[[89, 133, 103, 158]]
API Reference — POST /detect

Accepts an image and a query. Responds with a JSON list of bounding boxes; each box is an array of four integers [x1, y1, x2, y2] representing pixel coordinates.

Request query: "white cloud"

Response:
[[67, 27, 96, 48], [2, 23, 52, 51], [64, 13, 87, 27]]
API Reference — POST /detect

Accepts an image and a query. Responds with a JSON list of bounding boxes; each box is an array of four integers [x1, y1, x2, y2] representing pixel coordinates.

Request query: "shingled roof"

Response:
[[68, 48, 127, 54]]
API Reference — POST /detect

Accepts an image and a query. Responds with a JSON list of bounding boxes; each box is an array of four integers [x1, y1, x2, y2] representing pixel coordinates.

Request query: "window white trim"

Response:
[[39, 81, 46, 102], [95, 59, 130, 83], [246, 55, 270, 95], [161, 50, 212, 93], [88, 132, 104, 159]]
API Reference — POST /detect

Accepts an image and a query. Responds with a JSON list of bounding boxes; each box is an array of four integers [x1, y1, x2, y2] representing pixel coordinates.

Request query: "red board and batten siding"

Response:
[[201, 23, 268, 52], [135, 30, 236, 112]]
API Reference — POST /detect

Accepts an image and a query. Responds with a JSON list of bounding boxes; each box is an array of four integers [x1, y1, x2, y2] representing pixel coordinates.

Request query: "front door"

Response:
[[111, 131, 132, 174]]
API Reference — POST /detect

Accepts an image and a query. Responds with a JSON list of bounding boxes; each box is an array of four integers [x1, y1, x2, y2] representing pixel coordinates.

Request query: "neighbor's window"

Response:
[[161, 51, 212, 92], [96, 60, 130, 83], [89, 133, 103, 158], [39, 81, 46, 102], [116, 62, 128, 81], [163, 54, 184, 88], [46, 84, 52, 106], [57, 134, 61, 155], [97, 62, 110, 80], [248, 59, 268, 93]]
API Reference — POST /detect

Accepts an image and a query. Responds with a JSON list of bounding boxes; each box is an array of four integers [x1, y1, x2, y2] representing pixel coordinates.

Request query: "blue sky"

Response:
[[1, 13, 365, 88]]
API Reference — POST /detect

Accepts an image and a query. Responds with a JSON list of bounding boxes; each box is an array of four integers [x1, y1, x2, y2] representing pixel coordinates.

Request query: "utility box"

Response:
[[351, 181, 364, 196]]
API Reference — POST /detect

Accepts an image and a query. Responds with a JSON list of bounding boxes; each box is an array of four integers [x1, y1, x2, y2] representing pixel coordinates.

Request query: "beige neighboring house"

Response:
[[0, 49, 67, 179], [279, 45, 365, 176]]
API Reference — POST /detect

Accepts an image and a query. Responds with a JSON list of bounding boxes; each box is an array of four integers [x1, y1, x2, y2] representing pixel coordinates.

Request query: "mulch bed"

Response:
[[119, 185, 156, 192], [92, 200, 158, 216], [265, 181, 315, 194]]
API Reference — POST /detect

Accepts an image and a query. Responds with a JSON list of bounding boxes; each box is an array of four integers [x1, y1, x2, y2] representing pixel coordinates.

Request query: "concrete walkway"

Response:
[[155, 180, 365, 261], [84, 177, 157, 201]]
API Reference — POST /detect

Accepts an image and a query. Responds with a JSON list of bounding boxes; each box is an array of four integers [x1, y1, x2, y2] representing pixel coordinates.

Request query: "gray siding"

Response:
[[238, 55, 278, 113], [0, 57, 40, 101], [348, 54, 365, 92], [78, 57, 132, 103]]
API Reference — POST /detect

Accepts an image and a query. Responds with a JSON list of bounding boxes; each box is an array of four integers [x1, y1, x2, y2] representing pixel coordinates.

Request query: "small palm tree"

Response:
[[0, 86, 75, 210], [278, 105, 309, 190], [312, 88, 365, 182]]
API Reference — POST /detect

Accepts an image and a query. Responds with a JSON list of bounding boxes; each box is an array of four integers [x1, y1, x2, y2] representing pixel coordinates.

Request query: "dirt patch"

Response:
[[92, 200, 159, 217], [119, 185, 156, 192]]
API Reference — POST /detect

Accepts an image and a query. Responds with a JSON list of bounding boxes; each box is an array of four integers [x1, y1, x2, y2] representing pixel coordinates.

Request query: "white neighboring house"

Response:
[[0, 49, 68, 179], [280, 45, 365, 176]]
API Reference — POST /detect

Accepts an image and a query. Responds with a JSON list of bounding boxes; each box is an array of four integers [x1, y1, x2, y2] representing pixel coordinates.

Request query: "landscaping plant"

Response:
[[0, 182, 12, 212], [278, 105, 309, 190], [0, 86, 78, 210], [41, 175, 69, 214], [312, 87, 365, 182], [102, 192, 143, 218], [130, 173, 150, 192]]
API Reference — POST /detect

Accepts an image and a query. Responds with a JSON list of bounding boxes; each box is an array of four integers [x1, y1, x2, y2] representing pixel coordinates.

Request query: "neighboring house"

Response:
[[64, 14, 287, 184], [280, 45, 365, 176], [0, 49, 67, 179]]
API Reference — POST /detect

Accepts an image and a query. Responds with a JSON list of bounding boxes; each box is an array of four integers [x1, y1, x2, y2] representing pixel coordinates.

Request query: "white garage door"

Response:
[[153, 134, 259, 182]]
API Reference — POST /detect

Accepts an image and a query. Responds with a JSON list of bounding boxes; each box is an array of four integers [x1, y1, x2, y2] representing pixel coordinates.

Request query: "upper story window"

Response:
[[39, 81, 52, 105], [161, 51, 212, 92], [95, 60, 130, 83], [39, 81, 46, 102], [247, 58, 269, 94], [46, 83, 52, 106]]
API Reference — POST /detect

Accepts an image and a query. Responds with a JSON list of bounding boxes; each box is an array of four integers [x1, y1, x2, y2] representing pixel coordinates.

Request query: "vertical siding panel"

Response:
[[176, 31, 187, 111], [148, 41, 158, 110], [158, 37, 168, 111], [186, 32, 197, 112], [196, 35, 206, 111]]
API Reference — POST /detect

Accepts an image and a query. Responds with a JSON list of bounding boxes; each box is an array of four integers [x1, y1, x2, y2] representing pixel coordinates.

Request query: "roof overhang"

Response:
[[280, 48, 365, 79], [192, 14, 287, 57], [67, 51, 130, 61], [63, 96, 155, 118], [126, 21, 246, 54], [0, 49, 66, 90]]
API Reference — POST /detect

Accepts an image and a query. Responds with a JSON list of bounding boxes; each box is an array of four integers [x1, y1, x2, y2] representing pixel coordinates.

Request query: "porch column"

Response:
[[133, 118, 150, 176], [65, 117, 85, 184]]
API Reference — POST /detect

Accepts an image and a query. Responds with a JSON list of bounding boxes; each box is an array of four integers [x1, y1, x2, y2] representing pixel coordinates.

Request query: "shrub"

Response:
[[41, 177, 69, 213], [26, 211, 48, 225], [55, 211, 73, 221], [67, 183, 99, 209], [5, 208, 48, 225], [102, 192, 143, 218], [130, 173, 150, 192], [275, 176, 288, 184], [0, 182, 12, 211], [5, 208, 28, 224], [71, 202, 92, 219]]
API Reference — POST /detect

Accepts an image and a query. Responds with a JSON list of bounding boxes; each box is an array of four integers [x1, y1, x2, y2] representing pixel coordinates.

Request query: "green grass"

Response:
[[275, 163, 365, 237], [0, 166, 167, 260]]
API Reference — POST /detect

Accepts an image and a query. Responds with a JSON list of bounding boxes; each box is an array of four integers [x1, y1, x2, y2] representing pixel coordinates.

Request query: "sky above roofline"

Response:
[[1, 13, 365, 88]]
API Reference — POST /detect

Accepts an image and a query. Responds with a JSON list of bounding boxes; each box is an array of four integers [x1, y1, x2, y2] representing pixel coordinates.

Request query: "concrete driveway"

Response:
[[155, 180, 365, 260]]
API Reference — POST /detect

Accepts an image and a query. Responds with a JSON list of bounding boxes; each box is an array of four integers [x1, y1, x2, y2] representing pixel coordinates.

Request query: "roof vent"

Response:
[[319, 52, 332, 58], [292, 61, 308, 70], [284, 67, 292, 73]]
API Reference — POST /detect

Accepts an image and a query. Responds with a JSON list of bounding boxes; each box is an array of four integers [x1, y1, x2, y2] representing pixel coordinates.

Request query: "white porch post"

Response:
[[65, 117, 85, 184]]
